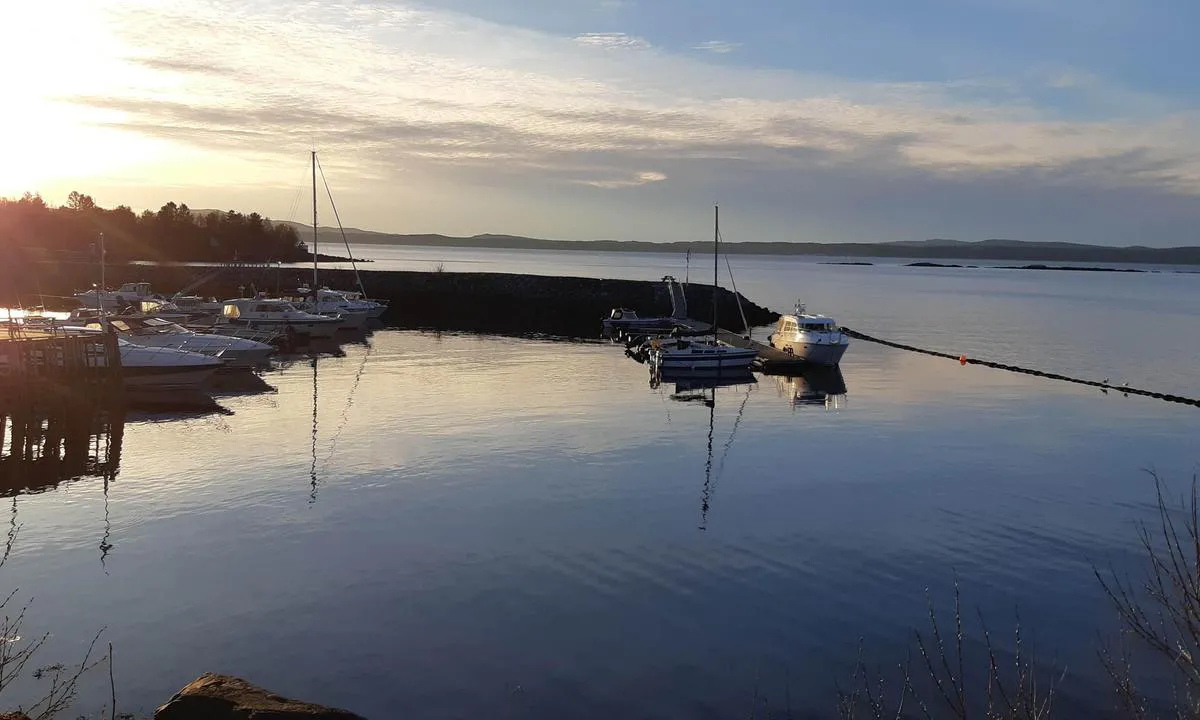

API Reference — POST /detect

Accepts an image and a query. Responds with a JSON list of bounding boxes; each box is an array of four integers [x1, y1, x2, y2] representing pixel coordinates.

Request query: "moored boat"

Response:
[[221, 297, 341, 339], [767, 302, 850, 366]]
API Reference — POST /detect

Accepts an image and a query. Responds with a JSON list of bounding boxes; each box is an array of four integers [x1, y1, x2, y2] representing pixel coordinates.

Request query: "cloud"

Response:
[[573, 32, 651, 50], [579, 171, 667, 188], [692, 40, 740, 54], [33, 0, 1200, 243]]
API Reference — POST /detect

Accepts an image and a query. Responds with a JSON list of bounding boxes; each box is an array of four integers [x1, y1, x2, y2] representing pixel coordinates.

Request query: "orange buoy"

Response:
[[959, 354, 968, 366]]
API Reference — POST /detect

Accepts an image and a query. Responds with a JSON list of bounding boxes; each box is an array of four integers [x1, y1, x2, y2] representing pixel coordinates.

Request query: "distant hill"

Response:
[[277, 222, 1200, 265]]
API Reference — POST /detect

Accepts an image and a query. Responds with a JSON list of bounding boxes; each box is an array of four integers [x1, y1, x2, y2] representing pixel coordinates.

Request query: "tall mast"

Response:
[[312, 149, 318, 290], [712, 204, 719, 337], [99, 231, 105, 292]]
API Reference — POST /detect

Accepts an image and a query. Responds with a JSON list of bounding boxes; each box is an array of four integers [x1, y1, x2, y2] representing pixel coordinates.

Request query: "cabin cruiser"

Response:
[[289, 287, 371, 329], [221, 297, 341, 339], [73, 282, 158, 311], [81, 315, 274, 369], [768, 302, 849, 366]]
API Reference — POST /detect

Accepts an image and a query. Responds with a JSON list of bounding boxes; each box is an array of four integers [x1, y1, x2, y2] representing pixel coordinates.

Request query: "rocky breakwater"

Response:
[[333, 270, 778, 337], [17, 263, 779, 338]]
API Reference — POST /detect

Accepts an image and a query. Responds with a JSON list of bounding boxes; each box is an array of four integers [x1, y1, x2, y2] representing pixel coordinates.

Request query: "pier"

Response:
[[0, 331, 122, 404]]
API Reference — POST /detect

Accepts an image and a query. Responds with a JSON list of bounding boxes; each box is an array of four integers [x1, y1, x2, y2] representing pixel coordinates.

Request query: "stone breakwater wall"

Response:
[[12, 263, 780, 337]]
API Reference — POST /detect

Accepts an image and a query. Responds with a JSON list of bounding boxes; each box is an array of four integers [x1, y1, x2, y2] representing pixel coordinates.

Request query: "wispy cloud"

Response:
[[580, 171, 667, 188], [692, 40, 740, 54], [573, 32, 651, 50]]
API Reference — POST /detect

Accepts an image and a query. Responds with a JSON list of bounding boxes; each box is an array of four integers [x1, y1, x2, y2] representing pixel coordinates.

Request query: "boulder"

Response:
[[155, 673, 365, 720]]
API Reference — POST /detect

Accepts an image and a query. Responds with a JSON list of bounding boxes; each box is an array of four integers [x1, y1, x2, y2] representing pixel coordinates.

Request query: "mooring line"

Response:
[[840, 327, 1200, 408]]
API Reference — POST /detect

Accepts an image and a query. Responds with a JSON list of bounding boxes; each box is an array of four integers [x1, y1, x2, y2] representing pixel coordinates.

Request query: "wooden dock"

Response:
[[0, 329, 123, 403], [676, 319, 811, 374]]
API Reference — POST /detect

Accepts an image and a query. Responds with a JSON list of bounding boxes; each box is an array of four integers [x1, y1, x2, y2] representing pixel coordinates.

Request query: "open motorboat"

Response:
[[768, 301, 850, 366], [60, 331, 224, 390], [81, 315, 274, 369], [602, 308, 676, 336], [602, 275, 687, 337], [116, 340, 223, 390], [73, 281, 158, 311], [221, 296, 341, 339]]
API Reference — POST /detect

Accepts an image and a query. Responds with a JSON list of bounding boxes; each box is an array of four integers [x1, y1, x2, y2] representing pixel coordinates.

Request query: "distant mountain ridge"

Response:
[[275, 221, 1200, 265]]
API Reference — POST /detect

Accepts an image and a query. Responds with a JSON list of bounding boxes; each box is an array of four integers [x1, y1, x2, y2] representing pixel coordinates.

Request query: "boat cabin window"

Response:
[[223, 304, 241, 319], [781, 320, 798, 333], [254, 304, 278, 313]]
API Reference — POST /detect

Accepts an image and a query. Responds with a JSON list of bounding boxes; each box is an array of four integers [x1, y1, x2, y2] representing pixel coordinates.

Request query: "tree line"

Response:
[[0, 191, 309, 264]]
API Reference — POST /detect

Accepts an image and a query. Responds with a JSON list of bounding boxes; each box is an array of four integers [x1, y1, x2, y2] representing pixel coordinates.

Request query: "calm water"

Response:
[[3, 249, 1199, 718]]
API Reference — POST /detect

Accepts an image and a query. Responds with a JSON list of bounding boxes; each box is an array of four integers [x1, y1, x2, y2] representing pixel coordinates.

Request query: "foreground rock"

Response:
[[155, 673, 365, 720]]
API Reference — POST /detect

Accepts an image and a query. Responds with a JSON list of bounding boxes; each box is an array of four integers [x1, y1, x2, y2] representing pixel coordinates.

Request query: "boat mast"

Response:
[[312, 149, 319, 291], [712, 204, 719, 339], [99, 231, 105, 292]]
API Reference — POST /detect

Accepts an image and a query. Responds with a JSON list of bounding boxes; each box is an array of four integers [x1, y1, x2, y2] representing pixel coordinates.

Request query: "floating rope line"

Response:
[[841, 327, 1200, 409]]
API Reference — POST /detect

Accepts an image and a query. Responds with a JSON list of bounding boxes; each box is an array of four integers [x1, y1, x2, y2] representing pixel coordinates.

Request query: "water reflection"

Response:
[[209, 371, 277, 397], [652, 374, 758, 531], [0, 400, 125, 497], [773, 367, 848, 410]]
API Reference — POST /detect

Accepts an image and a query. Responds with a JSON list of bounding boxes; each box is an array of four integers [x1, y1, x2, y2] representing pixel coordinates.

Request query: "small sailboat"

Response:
[[650, 207, 757, 374], [298, 151, 390, 323]]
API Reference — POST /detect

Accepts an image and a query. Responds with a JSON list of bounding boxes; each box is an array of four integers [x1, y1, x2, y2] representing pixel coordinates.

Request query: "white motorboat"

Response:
[[73, 281, 157, 311], [81, 315, 274, 369], [221, 297, 341, 339], [117, 340, 224, 390], [768, 301, 850, 366], [335, 290, 388, 318], [649, 207, 756, 375], [289, 287, 371, 329]]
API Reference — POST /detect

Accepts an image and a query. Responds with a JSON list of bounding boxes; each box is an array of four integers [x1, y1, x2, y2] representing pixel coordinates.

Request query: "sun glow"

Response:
[[0, 1, 176, 197]]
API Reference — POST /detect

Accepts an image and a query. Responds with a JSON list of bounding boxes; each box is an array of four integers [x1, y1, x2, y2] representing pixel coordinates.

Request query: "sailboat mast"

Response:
[[312, 150, 318, 290], [99, 231, 105, 292], [712, 204, 719, 336]]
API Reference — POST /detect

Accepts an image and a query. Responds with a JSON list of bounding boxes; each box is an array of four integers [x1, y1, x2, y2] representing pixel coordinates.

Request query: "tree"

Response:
[[65, 191, 96, 212]]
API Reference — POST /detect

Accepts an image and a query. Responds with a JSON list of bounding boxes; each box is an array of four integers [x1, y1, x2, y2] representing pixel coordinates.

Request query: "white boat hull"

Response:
[[331, 311, 370, 329], [769, 337, 849, 366], [652, 345, 758, 372]]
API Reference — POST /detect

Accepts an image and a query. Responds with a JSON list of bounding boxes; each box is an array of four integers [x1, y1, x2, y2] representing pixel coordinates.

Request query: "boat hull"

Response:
[[768, 338, 849, 366], [652, 346, 758, 373]]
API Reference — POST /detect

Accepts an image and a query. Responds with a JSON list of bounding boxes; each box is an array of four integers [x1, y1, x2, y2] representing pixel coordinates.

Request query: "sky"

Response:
[[2, 0, 1199, 245]]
